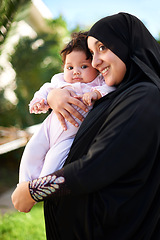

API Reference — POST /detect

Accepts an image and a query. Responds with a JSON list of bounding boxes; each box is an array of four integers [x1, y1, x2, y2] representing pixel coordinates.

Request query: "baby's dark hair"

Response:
[[61, 31, 92, 64]]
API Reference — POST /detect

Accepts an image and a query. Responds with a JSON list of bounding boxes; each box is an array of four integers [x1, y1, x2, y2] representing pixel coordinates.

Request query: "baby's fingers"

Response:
[[82, 96, 92, 106]]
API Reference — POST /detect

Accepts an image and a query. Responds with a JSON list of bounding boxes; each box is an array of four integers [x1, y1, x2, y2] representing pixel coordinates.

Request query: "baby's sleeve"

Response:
[[91, 78, 116, 97], [29, 73, 65, 113], [29, 82, 53, 113]]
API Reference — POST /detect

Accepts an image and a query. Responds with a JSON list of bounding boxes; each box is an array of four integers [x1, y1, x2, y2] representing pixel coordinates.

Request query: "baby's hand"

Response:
[[30, 99, 49, 114], [81, 91, 99, 106]]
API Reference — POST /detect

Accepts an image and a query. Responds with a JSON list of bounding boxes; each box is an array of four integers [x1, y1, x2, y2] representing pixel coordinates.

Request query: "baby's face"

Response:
[[64, 50, 98, 83]]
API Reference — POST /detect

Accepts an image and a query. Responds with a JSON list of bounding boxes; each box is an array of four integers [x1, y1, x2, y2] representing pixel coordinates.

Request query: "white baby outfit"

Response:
[[19, 73, 115, 182]]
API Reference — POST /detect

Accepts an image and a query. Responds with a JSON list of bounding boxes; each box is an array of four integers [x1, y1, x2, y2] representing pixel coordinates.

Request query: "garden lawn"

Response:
[[0, 202, 46, 240]]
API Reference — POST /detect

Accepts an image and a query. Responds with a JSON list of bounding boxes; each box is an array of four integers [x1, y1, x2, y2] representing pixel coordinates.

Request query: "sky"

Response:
[[41, 0, 160, 39]]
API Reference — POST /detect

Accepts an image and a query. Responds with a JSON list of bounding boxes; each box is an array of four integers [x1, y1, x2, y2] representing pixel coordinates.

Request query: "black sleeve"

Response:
[[29, 84, 160, 201]]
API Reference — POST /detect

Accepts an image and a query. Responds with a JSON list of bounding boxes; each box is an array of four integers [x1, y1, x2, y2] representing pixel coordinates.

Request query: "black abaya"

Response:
[[29, 12, 160, 239], [44, 81, 160, 239]]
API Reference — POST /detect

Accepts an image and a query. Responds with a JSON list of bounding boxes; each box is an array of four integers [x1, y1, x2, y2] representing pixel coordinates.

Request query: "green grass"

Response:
[[0, 202, 46, 240]]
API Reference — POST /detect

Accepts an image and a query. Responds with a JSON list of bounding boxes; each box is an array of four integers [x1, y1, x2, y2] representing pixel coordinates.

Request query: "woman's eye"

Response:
[[99, 45, 106, 51], [81, 65, 88, 69], [68, 66, 73, 70]]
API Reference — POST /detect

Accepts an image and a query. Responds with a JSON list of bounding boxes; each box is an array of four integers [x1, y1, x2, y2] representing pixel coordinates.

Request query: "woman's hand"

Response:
[[47, 88, 88, 130], [11, 182, 36, 213]]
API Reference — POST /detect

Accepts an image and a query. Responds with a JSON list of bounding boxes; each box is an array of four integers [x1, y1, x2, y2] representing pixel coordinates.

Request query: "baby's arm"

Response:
[[81, 90, 101, 106], [29, 73, 65, 114], [29, 82, 52, 114]]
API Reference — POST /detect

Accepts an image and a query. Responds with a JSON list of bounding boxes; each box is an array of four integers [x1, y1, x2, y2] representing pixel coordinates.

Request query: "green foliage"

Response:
[[0, 0, 31, 47], [2, 15, 70, 128], [0, 89, 17, 126], [46, 14, 67, 30], [0, 2, 85, 129], [9, 34, 61, 128], [0, 203, 46, 240]]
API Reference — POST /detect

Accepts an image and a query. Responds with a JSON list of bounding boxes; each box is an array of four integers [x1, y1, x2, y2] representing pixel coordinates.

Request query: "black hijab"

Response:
[[88, 12, 160, 90]]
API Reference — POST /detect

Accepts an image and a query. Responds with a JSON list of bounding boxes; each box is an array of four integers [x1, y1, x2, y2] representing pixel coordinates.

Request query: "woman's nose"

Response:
[[92, 54, 101, 69]]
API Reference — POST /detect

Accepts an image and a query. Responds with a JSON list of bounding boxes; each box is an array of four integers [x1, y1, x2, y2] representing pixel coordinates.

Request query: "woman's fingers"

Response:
[[64, 103, 84, 121], [56, 112, 68, 131], [57, 106, 83, 129], [68, 90, 88, 112], [73, 97, 88, 112], [47, 88, 89, 128]]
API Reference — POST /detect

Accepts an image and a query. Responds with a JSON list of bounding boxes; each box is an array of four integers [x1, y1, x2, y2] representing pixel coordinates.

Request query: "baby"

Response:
[[19, 32, 115, 182]]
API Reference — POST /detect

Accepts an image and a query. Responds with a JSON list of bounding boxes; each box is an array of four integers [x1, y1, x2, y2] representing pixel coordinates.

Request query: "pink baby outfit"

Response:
[[19, 73, 115, 182]]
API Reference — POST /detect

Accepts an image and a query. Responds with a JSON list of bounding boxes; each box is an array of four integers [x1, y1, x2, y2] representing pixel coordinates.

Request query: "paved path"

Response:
[[0, 187, 16, 215]]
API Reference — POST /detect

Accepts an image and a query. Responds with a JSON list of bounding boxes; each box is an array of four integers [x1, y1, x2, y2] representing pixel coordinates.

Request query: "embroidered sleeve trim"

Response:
[[29, 175, 65, 202]]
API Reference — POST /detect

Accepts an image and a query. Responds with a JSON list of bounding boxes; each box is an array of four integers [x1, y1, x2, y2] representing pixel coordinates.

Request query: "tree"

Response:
[[0, 0, 30, 48], [0, 0, 32, 127], [8, 16, 70, 128], [0, 1, 84, 129]]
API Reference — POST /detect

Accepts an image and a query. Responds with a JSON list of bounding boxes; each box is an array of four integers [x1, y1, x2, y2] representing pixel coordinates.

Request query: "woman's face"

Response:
[[87, 36, 127, 86]]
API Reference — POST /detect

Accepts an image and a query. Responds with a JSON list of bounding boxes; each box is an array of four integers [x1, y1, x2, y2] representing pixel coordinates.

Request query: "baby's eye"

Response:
[[67, 66, 73, 70], [81, 65, 88, 69]]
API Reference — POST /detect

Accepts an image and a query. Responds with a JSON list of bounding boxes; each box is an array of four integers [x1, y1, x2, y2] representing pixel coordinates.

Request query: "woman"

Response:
[[12, 12, 160, 239]]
